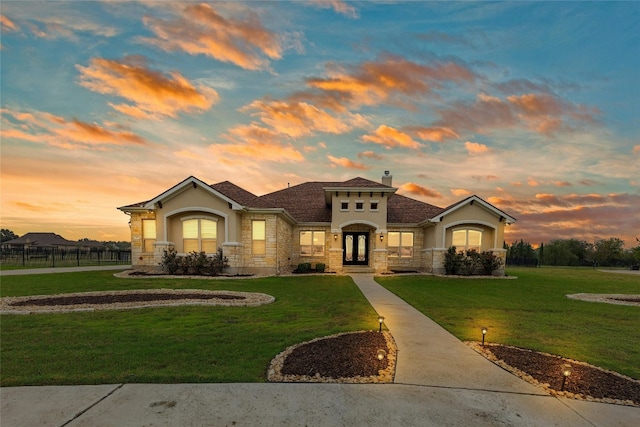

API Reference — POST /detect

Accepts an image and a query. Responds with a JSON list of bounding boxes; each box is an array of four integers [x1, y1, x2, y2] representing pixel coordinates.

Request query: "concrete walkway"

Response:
[[1, 273, 638, 426]]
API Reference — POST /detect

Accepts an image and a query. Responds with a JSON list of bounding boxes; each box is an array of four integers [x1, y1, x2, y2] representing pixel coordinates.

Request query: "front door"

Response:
[[343, 232, 369, 266]]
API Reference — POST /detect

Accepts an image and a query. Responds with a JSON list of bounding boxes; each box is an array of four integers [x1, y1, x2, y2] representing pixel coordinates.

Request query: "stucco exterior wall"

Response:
[[330, 192, 387, 232], [436, 204, 506, 250]]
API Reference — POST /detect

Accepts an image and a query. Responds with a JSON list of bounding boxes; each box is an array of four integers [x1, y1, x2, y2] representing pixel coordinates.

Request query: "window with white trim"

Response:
[[452, 229, 482, 252], [182, 218, 217, 253], [370, 200, 379, 211], [340, 200, 349, 211], [387, 232, 414, 257], [355, 201, 364, 211], [300, 231, 325, 256], [252, 220, 266, 255], [142, 219, 156, 253]]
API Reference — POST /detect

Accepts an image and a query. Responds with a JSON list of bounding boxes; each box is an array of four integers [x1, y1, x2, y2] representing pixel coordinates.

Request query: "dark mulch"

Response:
[[281, 331, 388, 378], [486, 345, 640, 405], [9, 293, 245, 307], [611, 297, 640, 303]]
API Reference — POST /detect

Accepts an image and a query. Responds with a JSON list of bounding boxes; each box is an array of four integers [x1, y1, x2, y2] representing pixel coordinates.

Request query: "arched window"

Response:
[[182, 218, 217, 253], [452, 228, 482, 252]]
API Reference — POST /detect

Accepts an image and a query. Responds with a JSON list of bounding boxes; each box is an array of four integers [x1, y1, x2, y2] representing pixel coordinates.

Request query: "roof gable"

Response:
[[431, 195, 516, 224], [3, 232, 77, 247]]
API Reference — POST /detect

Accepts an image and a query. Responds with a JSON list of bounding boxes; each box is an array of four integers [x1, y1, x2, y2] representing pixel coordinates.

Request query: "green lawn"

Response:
[[377, 267, 640, 379], [0, 272, 380, 386]]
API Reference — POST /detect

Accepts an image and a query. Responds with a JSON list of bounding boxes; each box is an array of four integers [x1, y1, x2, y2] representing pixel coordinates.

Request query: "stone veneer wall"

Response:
[[276, 216, 293, 274], [130, 211, 157, 266], [386, 228, 425, 272], [290, 226, 331, 272], [241, 213, 278, 275]]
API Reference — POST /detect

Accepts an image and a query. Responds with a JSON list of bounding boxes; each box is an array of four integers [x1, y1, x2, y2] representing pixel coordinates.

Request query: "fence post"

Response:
[[22, 247, 26, 266], [77, 248, 80, 267]]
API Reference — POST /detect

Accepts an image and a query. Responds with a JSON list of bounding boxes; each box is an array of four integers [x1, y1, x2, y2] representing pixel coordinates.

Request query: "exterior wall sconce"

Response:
[[378, 315, 385, 333], [481, 327, 488, 346], [333, 234, 338, 241], [380, 234, 384, 242], [561, 363, 572, 391]]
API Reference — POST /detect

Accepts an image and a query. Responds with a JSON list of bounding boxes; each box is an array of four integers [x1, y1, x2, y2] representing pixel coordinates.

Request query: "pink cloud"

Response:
[[1, 108, 150, 150], [306, 55, 475, 109], [327, 155, 368, 170], [357, 150, 384, 160], [464, 141, 489, 155], [214, 123, 305, 163], [362, 125, 422, 150], [140, 3, 284, 71], [1, 15, 18, 32], [451, 188, 472, 197], [76, 57, 219, 120], [309, 0, 358, 18], [437, 92, 597, 137], [633, 145, 640, 154], [240, 99, 367, 138], [398, 182, 442, 198], [410, 126, 459, 142]]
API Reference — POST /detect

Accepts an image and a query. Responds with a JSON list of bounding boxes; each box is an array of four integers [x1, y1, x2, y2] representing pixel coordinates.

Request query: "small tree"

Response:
[[444, 246, 464, 275]]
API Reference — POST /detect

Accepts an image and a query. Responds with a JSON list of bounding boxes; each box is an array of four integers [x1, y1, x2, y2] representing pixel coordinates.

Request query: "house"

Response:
[[2, 232, 79, 249], [117, 172, 516, 275]]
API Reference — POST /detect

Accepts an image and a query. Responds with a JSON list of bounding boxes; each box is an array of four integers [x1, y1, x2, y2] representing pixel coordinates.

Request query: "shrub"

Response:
[[443, 247, 501, 276], [296, 262, 312, 274], [315, 263, 326, 273], [160, 248, 228, 276], [479, 251, 503, 275], [444, 246, 464, 275]]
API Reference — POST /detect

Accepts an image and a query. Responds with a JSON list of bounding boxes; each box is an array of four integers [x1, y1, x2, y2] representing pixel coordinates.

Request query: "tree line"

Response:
[[506, 237, 640, 268]]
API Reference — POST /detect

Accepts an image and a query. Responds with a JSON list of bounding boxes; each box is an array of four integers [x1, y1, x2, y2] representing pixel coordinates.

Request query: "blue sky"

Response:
[[1, 1, 638, 246]]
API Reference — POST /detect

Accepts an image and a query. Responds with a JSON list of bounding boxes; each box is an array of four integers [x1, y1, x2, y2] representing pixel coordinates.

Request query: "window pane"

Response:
[[314, 232, 325, 244], [370, 202, 378, 210], [345, 235, 353, 261], [388, 232, 400, 247], [301, 245, 312, 256], [144, 239, 155, 253], [142, 220, 156, 239], [201, 220, 217, 239], [184, 239, 198, 253], [183, 219, 198, 238], [388, 247, 399, 257], [252, 220, 266, 240], [300, 232, 312, 246], [400, 246, 413, 257], [402, 232, 414, 247], [452, 230, 466, 248], [201, 240, 217, 253], [468, 230, 482, 247], [341, 202, 348, 210], [253, 240, 266, 255]]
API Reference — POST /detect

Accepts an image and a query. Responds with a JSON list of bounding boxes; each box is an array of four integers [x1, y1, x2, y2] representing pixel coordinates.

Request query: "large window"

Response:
[[252, 220, 266, 255], [452, 229, 482, 252], [387, 232, 414, 257], [183, 218, 217, 253], [142, 219, 156, 253], [300, 231, 325, 256]]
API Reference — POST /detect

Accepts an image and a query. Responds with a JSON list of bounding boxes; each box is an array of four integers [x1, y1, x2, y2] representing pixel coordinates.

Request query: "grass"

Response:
[[0, 271, 380, 386], [377, 267, 640, 379]]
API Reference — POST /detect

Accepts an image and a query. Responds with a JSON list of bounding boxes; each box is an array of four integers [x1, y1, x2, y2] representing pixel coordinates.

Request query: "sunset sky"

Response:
[[1, 1, 638, 246]]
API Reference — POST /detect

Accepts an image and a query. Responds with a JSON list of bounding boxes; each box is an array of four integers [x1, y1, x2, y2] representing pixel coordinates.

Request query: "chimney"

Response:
[[381, 170, 392, 187]]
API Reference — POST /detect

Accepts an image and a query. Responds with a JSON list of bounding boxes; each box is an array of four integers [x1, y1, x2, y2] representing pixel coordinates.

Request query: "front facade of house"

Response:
[[118, 173, 516, 275]]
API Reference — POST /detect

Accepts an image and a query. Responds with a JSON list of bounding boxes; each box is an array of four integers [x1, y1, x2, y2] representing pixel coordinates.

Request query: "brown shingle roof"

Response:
[[249, 181, 333, 222], [210, 181, 257, 205], [387, 194, 444, 223]]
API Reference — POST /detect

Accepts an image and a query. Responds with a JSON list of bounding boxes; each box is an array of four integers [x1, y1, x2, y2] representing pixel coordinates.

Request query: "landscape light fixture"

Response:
[[378, 315, 385, 333], [561, 363, 572, 391], [481, 327, 488, 346], [377, 349, 387, 361]]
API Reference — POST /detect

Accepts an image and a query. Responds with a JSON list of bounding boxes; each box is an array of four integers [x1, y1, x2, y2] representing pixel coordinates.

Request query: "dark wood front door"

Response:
[[343, 232, 369, 266]]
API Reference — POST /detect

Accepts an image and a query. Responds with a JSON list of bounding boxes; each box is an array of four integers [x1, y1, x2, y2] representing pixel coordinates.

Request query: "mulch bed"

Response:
[[280, 331, 388, 378], [472, 343, 640, 407]]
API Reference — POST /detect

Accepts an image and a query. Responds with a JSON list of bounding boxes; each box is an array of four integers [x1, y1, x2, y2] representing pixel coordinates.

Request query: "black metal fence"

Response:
[[505, 257, 539, 267], [1, 247, 131, 268]]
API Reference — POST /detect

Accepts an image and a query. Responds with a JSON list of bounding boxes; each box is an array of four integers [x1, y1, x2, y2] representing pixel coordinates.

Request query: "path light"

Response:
[[481, 327, 488, 346], [561, 363, 572, 391], [377, 349, 387, 362], [378, 315, 385, 333]]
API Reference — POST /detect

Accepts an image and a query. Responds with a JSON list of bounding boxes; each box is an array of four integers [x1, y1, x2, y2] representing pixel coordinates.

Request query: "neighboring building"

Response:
[[2, 232, 79, 249], [118, 172, 516, 275]]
